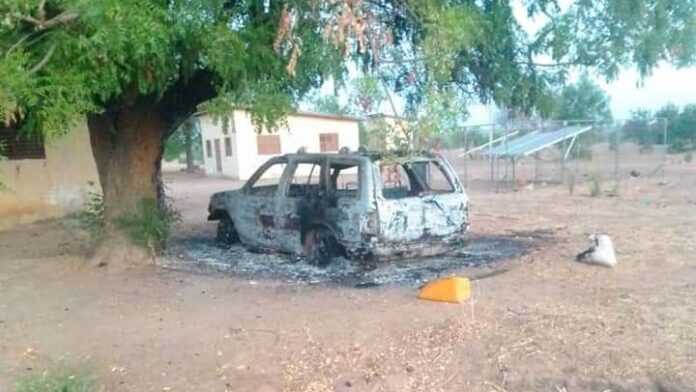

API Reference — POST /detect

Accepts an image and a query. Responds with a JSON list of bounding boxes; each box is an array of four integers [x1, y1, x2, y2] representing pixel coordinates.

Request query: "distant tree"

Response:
[[163, 117, 202, 173], [349, 76, 385, 115], [655, 104, 680, 128], [671, 104, 696, 152], [309, 95, 350, 116], [624, 109, 659, 151], [553, 74, 613, 122]]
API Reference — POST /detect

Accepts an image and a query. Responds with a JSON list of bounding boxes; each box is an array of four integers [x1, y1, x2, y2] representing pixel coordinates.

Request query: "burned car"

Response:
[[208, 150, 470, 265]]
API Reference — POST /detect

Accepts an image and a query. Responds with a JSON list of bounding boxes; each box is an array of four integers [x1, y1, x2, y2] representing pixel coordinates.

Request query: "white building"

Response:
[[198, 110, 361, 180]]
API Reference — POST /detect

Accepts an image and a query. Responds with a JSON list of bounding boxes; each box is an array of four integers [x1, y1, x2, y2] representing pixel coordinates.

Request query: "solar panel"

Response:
[[483, 126, 593, 158]]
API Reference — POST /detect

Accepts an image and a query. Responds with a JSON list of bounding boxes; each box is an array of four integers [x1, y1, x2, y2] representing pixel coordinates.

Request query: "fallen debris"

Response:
[[576, 234, 617, 268], [162, 233, 539, 287]]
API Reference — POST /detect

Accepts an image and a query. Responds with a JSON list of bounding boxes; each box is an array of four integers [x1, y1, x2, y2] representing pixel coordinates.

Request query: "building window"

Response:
[[224, 137, 232, 157], [319, 133, 339, 152], [205, 140, 212, 158], [0, 127, 46, 160], [257, 134, 281, 155]]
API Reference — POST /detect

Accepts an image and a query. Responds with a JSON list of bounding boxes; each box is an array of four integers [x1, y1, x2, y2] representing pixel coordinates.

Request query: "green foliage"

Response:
[[164, 116, 202, 162], [532, 1, 696, 80], [0, 0, 344, 137], [623, 109, 660, 149], [685, 152, 693, 163], [625, 104, 696, 153], [76, 184, 105, 239], [309, 94, 351, 116], [567, 171, 576, 195], [669, 104, 696, 152], [440, 129, 489, 150], [349, 76, 385, 115], [589, 174, 603, 197], [552, 74, 613, 122], [15, 367, 95, 392], [115, 198, 180, 254]]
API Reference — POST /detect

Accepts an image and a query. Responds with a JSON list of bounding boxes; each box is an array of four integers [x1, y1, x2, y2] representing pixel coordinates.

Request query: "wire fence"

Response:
[[438, 119, 676, 194]]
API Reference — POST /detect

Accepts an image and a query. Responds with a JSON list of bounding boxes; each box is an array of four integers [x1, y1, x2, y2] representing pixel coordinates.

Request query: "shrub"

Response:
[[685, 152, 693, 163], [76, 185, 105, 238], [589, 174, 602, 197], [16, 368, 95, 392], [567, 171, 576, 195], [116, 198, 180, 254]]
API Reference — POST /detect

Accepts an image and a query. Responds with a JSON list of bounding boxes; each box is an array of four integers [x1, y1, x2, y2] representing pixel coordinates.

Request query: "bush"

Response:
[[685, 152, 694, 163], [16, 368, 95, 392], [589, 174, 602, 197], [76, 184, 105, 239], [115, 198, 180, 253]]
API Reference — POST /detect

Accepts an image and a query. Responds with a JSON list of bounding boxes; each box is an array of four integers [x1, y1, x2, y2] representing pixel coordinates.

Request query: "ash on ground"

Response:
[[162, 233, 545, 287]]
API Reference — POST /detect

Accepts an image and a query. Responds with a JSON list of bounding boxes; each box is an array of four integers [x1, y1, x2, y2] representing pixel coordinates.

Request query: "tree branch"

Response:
[[37, 0, 47, 21], [20, 10, 79, 31], [39, 11, 79, 30], [28, 43, 56, 75], [5, 34, 32, 56]]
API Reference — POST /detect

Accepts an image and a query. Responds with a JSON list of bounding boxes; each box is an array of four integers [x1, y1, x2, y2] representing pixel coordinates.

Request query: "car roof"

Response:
[[279, 149, 439, 163]]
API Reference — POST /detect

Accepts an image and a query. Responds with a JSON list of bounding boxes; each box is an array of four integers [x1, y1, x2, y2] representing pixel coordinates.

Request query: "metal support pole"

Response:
[[560, 139, 566, 184], [564, 134, 579, 161], [463, 127, 469, 188], [489, 125, 494, 184], [614, 126, 620, 187]]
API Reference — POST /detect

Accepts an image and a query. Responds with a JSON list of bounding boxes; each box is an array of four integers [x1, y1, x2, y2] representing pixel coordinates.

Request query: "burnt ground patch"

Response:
[[161, 230, 553, 287]]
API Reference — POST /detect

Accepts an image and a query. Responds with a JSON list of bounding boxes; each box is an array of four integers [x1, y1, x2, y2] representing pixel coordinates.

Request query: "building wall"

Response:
[[200, 114, 240, 178], [200, 110, 360, 180], [0, 123, 101, 231]]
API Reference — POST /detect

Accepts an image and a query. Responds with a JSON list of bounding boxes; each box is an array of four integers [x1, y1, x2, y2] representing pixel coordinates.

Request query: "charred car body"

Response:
[[208, 149, 470, 265]]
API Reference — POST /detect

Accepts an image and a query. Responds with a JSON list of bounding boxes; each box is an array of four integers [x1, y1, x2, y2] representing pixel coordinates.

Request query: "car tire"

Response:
[[216, 215, 239, 246], [303, 228, 338, 267]]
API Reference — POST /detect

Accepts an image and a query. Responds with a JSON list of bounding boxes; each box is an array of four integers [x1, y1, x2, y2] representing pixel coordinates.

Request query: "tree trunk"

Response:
[[84, 72, 216, 267], [88, 101, 167, 225], [184, 127, 195, 173]]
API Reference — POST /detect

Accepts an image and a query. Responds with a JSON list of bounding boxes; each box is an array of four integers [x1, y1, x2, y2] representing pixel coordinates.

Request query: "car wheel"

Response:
[[303, 228, 338, 267], [216, 215, 239, 246]]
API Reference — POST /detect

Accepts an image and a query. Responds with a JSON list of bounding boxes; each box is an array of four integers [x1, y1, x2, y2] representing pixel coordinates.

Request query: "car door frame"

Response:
[[233, 156, 291, 250], [273, 156, 329, 254]]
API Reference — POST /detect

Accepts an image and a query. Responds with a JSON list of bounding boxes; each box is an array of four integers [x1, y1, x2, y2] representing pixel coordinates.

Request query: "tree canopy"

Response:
[[3, 1, 695, 135], [656, 103, 696, 151], [551, 74, 613, 122]]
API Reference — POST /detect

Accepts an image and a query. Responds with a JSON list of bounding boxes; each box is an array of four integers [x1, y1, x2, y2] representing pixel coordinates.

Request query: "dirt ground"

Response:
[[1, 160, 696, 391]]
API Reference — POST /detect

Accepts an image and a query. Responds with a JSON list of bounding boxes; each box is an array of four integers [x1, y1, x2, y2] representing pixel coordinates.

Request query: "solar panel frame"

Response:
[[483, 126, 593, 158]]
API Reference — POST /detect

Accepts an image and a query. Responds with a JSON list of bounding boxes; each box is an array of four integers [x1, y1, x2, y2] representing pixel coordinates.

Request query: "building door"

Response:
[[214, 139, 223, 173]]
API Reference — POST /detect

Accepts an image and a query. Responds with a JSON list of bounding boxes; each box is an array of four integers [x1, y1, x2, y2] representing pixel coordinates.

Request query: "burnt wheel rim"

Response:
[[304, 230, 334, 267], [217, 217, 238, 245]]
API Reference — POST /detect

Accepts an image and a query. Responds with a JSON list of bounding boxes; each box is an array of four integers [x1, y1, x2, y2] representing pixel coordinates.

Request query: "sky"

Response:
[[464, 65, 696, 125], [600, 65, 696, 119]]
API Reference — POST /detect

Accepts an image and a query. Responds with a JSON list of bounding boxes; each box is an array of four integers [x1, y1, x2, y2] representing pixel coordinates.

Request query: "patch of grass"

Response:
[[16, 368, 96, 392], [607, 182, 620, 197], [589, 174, 602, 197], [76, 184, 105, 241], [567, 172, 576, 195], [116, 197, 180, 254]]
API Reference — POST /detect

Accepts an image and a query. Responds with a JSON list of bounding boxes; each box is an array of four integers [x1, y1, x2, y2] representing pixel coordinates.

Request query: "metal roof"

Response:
[[483, 125, 593, 158]]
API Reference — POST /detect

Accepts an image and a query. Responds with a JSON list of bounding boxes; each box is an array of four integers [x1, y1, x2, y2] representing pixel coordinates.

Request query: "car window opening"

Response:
[[329, 162, 360, 199], [288, 162, 323, 198], [381, 160, 454, 199], [247, 162, 287, 197]]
